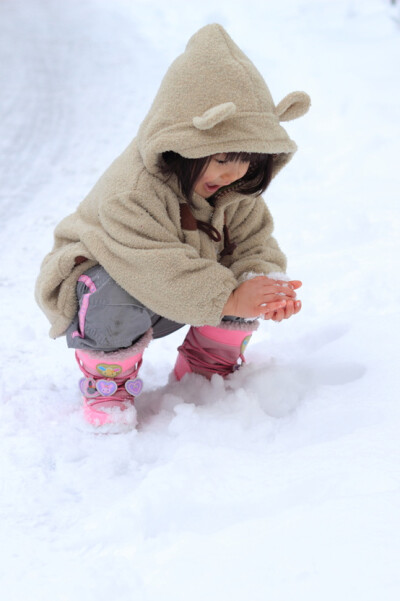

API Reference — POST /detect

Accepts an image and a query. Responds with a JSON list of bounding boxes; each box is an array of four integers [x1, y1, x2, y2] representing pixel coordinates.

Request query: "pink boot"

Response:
[[174, 321, 259, 380], [75, 329, 152, 427]]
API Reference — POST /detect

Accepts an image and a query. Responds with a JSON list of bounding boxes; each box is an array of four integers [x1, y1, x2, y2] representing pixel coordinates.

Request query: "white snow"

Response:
[[1, 0, 400, 599]]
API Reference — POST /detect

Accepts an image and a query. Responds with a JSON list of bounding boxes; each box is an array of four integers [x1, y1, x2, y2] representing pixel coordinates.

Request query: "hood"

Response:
[[137, 24, 310, 179]]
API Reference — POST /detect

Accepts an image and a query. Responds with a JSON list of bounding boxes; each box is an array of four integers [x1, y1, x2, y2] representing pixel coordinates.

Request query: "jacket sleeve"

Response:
[[81, 187, 238, 327], [221, 195, 287, 279]]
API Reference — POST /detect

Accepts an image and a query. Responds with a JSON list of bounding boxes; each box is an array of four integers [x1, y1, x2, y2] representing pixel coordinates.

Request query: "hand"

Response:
[[222, 276, 300, 319], [263, 298, 302, 322], [261, 279, 302, 321]]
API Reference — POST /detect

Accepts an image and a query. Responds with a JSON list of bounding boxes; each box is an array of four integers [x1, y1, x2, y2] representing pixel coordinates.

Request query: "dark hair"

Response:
[[160, 151, 274, 202]]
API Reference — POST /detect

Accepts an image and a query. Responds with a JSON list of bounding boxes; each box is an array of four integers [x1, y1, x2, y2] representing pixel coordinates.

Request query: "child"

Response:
[[35, 24, 310, 427]]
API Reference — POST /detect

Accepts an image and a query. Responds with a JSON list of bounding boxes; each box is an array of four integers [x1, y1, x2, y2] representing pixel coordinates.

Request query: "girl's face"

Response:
[[193, 154, 250, 198]]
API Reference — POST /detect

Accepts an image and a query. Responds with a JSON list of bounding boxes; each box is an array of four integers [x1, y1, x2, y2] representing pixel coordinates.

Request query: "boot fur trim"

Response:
[[79, 328, 152, 361], [216, 320, 259, 332]]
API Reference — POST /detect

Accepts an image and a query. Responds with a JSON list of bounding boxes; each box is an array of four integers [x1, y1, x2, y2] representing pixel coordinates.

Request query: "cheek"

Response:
[[239, 164, 250, 179]]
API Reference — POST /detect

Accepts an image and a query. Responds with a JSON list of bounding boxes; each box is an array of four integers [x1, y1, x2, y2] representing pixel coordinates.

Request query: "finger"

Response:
[[284, 300, 295, 319], [260, 293, 294, 307], [258, 279, 297, 294], [294, 300, 302, 314], [260, 286, 296, 300], [261, 299, 287, 312], [265, 300, 301, 321], [266, 283, 297, 297], [262, 311, 274, 320], [272, 308, 285, 322], [268, 280, 300, 294]]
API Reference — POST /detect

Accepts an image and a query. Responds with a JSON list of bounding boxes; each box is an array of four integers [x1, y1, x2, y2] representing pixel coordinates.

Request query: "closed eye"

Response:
[[214, 157, 249, 166]]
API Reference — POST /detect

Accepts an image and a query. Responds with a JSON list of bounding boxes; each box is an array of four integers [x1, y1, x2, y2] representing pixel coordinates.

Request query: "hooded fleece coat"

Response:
[[35, 24, 310, 339]]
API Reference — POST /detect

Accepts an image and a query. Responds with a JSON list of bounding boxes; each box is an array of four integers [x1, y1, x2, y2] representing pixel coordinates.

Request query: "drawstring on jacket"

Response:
[[220, 222, 237, 258], [179, 204, 237, 258], [196, 220, 222, 243]]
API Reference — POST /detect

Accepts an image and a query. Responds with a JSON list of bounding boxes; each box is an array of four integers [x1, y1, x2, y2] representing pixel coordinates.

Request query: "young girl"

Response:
[[35, 24, 310, 427]]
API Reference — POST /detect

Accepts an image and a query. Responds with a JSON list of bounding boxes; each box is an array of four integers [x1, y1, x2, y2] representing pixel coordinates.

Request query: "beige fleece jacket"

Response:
[[35, 24, 310, 338]]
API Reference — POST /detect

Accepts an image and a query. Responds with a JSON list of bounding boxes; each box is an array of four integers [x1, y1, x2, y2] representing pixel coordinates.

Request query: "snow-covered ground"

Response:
[[1, 0, 400, 599]]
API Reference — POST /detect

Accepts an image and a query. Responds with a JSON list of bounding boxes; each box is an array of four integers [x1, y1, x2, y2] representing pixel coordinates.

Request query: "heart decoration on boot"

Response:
[[96, 379, 118, 397], [125, 378, 143, 397], [79, 377, 99, 398]]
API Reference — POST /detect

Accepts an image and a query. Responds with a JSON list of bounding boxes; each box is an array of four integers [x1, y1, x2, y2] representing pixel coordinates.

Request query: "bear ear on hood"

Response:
[[193, 102, 237, 130], [275, 91, 311, 122]]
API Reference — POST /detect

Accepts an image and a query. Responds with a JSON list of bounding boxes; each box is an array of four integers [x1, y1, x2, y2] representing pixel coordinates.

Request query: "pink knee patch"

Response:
[[71, 275, 97, 339]]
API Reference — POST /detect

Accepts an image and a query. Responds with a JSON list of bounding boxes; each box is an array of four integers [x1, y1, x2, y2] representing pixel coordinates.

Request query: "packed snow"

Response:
[[1, 0, 399, 600]]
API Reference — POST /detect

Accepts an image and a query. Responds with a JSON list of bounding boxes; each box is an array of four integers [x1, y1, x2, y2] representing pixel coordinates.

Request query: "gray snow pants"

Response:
[[66, 265, 185, 351]]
